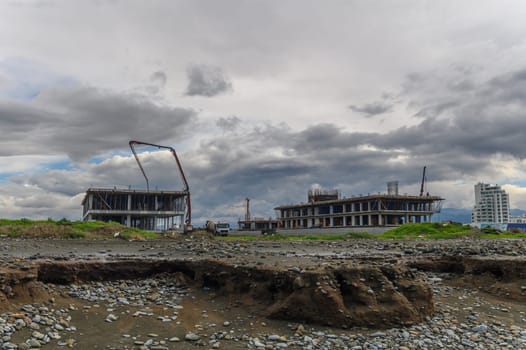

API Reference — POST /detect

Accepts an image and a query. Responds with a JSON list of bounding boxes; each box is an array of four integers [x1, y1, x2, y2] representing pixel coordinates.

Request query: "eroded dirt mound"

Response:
[[0, 262, 49, 309], [2, 259, 433, 328], [265, 264, 433, 328]]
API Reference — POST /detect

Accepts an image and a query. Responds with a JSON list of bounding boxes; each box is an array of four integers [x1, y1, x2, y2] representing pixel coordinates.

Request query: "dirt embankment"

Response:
[[408, 255, 526, 301], [2, 258, 433, 328]]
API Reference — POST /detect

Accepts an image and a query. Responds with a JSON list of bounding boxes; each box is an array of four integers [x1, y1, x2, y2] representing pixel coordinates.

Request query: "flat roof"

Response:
[[275, 194, 444, 210], [82, 187, 187, 205], [85, 187, 187, 195]]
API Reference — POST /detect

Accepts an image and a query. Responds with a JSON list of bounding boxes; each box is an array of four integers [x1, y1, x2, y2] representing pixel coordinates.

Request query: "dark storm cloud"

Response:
[[0, 86, 196, 160], [348, 101, 393, 117], [142, 70, 168, 95], [292, 124, 371, 152], [150, 71, 167, 87], [413, 101, 460, 118], [0, 101, 57, 128], [388, 66, 526, 160], [483, 67, 526, 103], [216, 115, 241, 132], [401, 65, 479, 118], [185, 64, 232, 97]]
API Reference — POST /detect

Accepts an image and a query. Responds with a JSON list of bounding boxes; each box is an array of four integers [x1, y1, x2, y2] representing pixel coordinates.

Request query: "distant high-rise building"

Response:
[[471, 183, 510, 224]]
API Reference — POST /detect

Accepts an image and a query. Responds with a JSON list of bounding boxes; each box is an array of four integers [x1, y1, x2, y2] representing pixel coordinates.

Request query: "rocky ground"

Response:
[[1, 236, 526, 349]]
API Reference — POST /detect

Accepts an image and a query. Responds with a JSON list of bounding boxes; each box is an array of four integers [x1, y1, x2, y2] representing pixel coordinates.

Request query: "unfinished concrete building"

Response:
[[82, 188, 186, 231], [275, 185, 443, 229]]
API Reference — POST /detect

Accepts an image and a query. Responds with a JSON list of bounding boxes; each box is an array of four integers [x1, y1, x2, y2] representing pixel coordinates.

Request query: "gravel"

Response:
[[2, 237, 526, 349], [1, 271, 525, 349]]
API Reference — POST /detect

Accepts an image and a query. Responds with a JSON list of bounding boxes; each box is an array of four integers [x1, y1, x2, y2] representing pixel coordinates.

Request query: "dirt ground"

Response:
[[2, 236, 526, 349]]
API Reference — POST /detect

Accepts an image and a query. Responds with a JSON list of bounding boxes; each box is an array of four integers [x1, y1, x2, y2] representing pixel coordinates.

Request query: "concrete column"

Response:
[[359, 215, 363, 226], [378, 214, 383, 226], [127, 194, 132, 211], [329, 217, 334, 227], [368, 214, 371, 226], [88, 194, 93, 210]]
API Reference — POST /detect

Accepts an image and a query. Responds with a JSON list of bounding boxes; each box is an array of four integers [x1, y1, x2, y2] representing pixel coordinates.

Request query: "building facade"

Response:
[[275, 188, 443, 229], [471, 183, 510, 225]]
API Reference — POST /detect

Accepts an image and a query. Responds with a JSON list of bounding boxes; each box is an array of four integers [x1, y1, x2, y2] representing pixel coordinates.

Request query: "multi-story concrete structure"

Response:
[[275, 186, 443, 229], [82, 188, 186, 231], [471, 183, 510, 225]]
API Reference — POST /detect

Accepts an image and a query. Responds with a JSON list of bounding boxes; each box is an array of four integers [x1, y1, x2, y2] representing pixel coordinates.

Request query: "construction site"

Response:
[[82, 141, 192, 232], [81, 142, 443, 233]]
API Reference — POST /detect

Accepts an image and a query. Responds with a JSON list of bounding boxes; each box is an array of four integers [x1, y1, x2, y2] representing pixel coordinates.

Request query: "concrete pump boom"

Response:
[[420, 166, 427, 197], [129, 140, 192, 230]]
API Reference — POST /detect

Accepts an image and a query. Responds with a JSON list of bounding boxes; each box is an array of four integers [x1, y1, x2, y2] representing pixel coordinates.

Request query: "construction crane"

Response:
[[129, 140, 192, 233], [245, 197, 251, 223], [419, 166, 427, 197]]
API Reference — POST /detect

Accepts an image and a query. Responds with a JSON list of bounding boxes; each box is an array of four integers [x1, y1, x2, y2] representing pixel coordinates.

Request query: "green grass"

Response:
[[0, 218, 48, 226], [378, 222, 474, 239], [0, 218, 156, 240], [481, 233, 526, 238], [378, 222, 526, 240], [216, 223, 526, 241], [119, 228, 159, 240]]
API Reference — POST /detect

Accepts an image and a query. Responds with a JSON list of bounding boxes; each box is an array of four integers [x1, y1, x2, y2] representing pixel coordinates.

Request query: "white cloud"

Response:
[[0, 183, 84, 220], [0, 155, 66, 175]]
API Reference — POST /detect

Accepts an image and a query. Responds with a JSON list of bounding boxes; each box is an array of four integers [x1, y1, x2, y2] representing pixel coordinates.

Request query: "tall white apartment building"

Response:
[[471, 183, 510, 224]]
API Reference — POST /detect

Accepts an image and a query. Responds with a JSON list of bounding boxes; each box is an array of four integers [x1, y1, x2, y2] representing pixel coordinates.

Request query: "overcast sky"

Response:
[[1, 0, 526, 224]]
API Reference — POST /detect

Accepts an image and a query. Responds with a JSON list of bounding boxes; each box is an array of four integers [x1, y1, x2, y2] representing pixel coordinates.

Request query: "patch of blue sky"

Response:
[[0, 57, 77, 101], [46, 159, 75, 171], [0, 173, 12, 183], [508, 180, 526, 187]]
